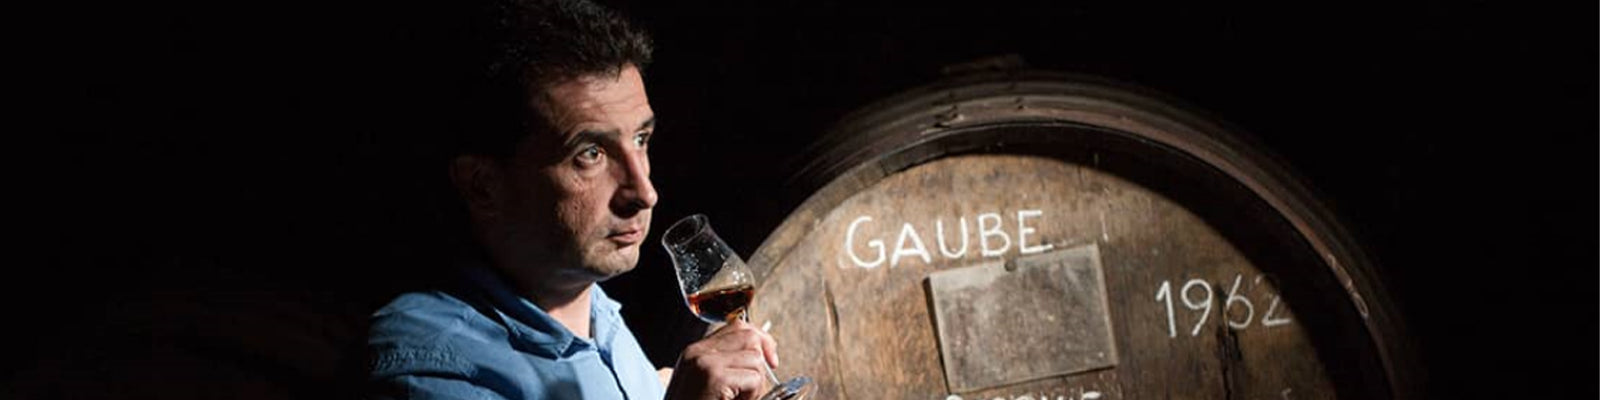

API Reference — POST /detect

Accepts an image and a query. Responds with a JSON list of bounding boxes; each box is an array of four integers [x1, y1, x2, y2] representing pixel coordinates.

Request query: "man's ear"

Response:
[[450, 154, 502, 220]]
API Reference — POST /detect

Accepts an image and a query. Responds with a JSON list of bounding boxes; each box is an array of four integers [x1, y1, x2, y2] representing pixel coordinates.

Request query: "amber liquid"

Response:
[[687, 285, 755, 323]]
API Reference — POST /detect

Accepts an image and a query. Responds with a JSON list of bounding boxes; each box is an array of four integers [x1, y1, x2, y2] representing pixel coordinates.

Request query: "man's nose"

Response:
[[613, 152, 658, 213]]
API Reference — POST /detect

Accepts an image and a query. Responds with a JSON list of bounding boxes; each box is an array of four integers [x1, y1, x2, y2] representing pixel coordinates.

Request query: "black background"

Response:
[[17, 0, 1596, 398]]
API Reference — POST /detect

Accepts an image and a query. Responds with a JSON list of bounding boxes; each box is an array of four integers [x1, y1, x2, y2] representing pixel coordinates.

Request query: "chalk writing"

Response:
[[1155, 280, 1177, 338], [1262, 292, 1292, 327], [1224, 275, 1253, 329], [1155, 274, 1292, 338], [844, 209, 1053, 269]]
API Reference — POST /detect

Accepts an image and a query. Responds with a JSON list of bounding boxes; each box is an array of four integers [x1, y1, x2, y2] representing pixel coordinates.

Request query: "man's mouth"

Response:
[[607, 227, 645, 245]]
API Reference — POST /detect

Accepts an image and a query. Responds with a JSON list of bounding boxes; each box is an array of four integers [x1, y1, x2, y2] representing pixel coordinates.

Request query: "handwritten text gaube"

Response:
[[843, 209, 1053, 269]]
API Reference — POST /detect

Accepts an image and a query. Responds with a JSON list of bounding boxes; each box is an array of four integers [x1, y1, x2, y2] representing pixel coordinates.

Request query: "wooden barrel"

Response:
[[743, 70, 1416, 400]]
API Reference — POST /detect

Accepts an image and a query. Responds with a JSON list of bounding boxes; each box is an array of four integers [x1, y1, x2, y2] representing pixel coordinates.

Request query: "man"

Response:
[[367, 0, 780, 399]]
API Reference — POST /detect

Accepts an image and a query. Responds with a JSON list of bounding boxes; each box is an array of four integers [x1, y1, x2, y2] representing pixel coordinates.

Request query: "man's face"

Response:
[[493, 65, 657, 283]]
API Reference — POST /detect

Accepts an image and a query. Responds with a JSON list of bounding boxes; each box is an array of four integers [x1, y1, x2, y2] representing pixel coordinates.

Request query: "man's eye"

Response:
[[576, 145, 603, 163], [633, 132, 651, 148]]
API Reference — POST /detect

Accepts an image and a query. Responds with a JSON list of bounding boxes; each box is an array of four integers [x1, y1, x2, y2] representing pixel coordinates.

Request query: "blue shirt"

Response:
[[368, 266, 665, 400]]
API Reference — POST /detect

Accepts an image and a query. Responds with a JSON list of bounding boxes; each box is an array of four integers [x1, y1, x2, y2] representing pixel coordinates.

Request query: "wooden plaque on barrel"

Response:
[[741, 70, 1416, 400]]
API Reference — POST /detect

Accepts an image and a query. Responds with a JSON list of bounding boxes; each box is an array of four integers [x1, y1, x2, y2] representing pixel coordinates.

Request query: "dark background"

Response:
[[16, 0, 1596, 398]]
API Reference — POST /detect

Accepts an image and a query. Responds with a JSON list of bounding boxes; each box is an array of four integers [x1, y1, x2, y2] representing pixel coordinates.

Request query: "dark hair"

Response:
[[410, 0, 653, 265], [453, 0, 654, 158]]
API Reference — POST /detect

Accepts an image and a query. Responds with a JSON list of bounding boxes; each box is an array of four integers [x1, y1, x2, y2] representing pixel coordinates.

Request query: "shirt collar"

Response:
[[458, 263, 626, 358]]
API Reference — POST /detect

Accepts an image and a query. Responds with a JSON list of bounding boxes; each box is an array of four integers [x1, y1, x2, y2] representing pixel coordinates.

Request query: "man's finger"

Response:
[[707, 322, 767, 352], [714, 319, 779, 369], [756, 328, 779, 369], [698, 348, 775, 374], [706, 362, 771, 400]]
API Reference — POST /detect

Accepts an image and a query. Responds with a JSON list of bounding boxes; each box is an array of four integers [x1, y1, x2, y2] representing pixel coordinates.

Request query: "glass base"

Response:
[[760, 376, 813, 400]]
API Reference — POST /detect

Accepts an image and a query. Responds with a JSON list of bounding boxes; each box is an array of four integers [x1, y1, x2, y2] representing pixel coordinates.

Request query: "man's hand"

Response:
[[665, 319, 779, 400]]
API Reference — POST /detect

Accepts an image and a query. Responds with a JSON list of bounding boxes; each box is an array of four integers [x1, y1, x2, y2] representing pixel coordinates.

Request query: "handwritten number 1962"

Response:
[[1156, 274, 1291, 338]]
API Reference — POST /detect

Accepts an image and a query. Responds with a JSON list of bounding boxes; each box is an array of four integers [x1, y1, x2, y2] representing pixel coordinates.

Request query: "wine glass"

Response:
[[662, 214, 813, 400]]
